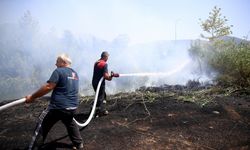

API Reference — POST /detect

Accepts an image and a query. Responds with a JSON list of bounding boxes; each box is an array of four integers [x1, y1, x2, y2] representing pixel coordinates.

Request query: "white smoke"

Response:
[[0, 12, 208, 101]]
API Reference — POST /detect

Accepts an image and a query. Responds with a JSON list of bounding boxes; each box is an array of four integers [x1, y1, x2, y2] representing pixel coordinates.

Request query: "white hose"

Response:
[[0, 98, 26, 112], [1, 59, 190, 121], [73, 60, 189, 127], [73, 77, 104, 127], [0, 77, 104, 129]]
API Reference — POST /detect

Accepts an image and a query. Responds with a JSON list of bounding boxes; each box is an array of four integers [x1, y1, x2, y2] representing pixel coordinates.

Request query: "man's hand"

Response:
[[25, 95, 34, 103], [111, 71, 119, 77]]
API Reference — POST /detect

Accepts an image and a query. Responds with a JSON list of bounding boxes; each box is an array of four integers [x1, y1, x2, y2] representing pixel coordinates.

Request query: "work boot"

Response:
[[96, 110, 109, 117], [102, 110, 109, 115], [98, 100, 108, 116], [94, 107, 100, 118], [72, 142, 84, 150]]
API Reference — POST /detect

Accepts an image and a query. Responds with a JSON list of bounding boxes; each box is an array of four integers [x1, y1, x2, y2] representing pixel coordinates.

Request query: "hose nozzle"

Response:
[[111, 71, 119, 77]]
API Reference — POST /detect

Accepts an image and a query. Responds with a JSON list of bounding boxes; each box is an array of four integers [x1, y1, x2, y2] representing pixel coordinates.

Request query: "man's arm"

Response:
[[104, 72, 112, 81], [25, 82, 56, 103]]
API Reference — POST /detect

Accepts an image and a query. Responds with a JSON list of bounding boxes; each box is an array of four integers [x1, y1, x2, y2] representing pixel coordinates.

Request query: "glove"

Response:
[[111, 71, 119, 77]]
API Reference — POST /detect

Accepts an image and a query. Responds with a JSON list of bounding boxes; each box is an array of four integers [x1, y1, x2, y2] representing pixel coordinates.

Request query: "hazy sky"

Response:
[[1, 0, 250, 44]]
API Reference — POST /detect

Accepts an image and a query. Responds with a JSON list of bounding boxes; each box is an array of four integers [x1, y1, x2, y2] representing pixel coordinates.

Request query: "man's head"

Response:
[[101, 51, 109, 61], [56, 53, 72, 68]]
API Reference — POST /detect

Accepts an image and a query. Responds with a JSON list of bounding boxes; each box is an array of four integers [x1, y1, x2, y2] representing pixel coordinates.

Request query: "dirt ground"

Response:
[[0, 86, 249, 150]]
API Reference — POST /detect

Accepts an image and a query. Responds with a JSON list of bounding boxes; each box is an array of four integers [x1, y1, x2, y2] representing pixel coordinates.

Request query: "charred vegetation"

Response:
[[0, 84, 249, 150]]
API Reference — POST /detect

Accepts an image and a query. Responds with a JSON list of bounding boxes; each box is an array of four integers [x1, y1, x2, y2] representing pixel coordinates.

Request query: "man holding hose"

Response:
[[92, 51, 119, 117], [25, 54, 83, 150]]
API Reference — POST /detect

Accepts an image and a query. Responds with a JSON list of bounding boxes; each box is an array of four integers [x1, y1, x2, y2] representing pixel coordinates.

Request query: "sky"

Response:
[[1, 0, 250, 45]]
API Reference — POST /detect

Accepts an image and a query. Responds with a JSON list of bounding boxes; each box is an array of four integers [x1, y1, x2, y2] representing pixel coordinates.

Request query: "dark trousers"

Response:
[[92, 84, 106, 111], [41, 109, 82, 146]]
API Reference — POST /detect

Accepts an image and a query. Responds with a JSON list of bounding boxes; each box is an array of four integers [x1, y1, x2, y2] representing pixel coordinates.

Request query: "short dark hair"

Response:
[[101, 51, 109, 58]]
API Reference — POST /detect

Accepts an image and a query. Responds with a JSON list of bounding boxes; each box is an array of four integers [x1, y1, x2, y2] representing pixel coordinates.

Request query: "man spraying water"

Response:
[[92, 51, 119, 117], [0, 54, 190, 149]]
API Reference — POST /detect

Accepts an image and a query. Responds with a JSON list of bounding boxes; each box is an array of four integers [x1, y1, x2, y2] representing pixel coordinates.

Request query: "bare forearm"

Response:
[[26, 82, 56, 103], [104, 72, 112, 81], [31, 85, 52, 99]]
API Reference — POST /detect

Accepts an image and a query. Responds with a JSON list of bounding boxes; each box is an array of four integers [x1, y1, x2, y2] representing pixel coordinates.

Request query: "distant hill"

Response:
[[218, 36, 249, 44]]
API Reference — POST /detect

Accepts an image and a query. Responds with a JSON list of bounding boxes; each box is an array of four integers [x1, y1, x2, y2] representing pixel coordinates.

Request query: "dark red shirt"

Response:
[[92, 59, 108, 87]]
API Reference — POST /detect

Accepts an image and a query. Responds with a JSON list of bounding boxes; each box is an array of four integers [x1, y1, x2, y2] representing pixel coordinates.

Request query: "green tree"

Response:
[[199, 6, 233, 41], [210, 40, 250, 87], [189, 6, 250, 88]]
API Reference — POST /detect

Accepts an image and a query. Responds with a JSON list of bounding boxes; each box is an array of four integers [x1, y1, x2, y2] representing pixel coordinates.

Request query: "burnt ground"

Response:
[[0, 85, 249, 150]]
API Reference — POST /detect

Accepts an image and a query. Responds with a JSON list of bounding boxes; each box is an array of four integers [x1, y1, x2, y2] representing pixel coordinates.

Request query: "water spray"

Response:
[[0, 59, 190, 117], [0, 59, 190, 148], [73, 59, 190, 127], [119, 59, 190, 77]]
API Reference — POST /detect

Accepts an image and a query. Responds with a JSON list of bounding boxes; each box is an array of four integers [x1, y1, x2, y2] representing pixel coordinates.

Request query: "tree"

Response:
[[18, 10, 40, 51], [19, 10, 39, 34], [189, 6, 250, 88], [199, 6, 233, 41], [0, 11, 42, 100], [210, 40, 250, 87]]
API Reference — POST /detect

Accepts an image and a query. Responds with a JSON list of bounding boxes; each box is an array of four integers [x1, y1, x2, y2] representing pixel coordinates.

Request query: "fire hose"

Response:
[[0, 60, 190, 149], [28, 77, 104, 149], [0, 98, 26, 111], [0, 59, 190, 123], [0, 78, 104, 127], [0, 60, 189, 114], [0, 77, 104, 150], [73, 59, 190, 126], [73, 77, 104, 127], [0, 77, 104, 128]]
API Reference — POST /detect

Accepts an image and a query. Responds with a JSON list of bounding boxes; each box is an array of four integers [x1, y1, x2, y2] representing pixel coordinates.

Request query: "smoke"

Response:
[[106, 40, 200, 94], [0, 12, 208, 101]]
